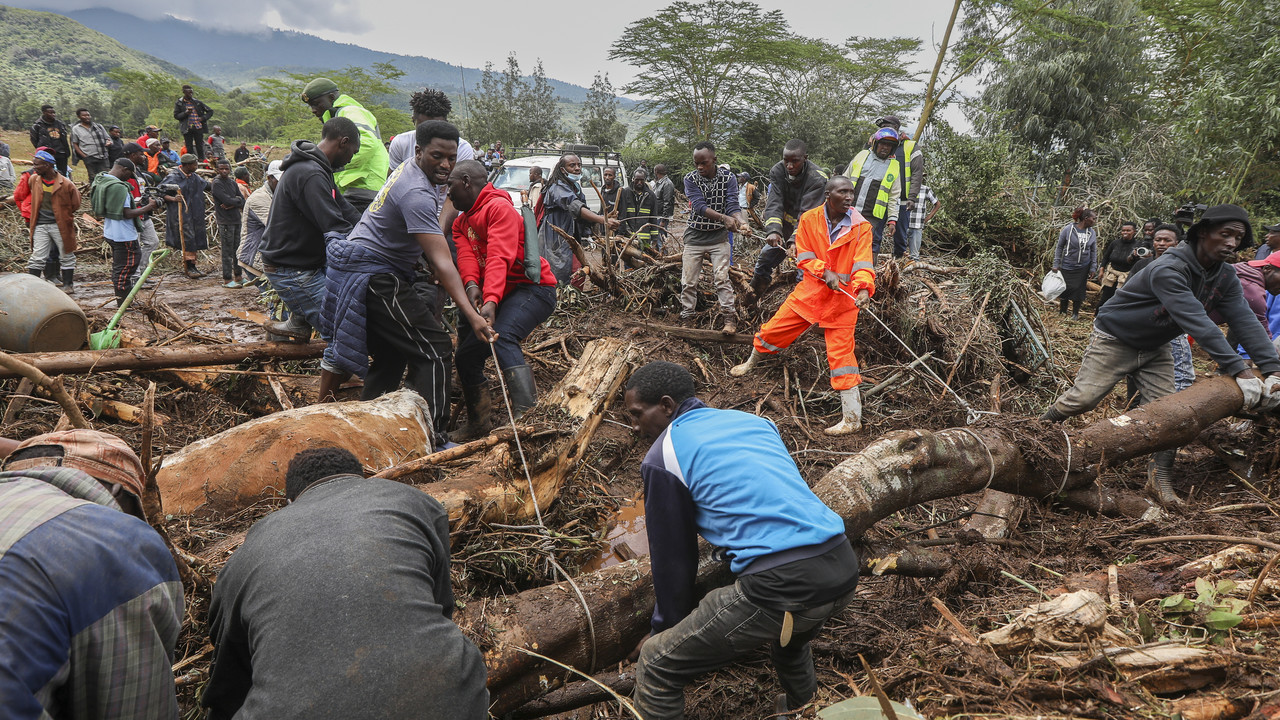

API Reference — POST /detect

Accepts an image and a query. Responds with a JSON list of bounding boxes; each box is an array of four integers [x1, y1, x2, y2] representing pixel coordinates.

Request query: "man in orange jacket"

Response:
[[731, 175, 874, 435]]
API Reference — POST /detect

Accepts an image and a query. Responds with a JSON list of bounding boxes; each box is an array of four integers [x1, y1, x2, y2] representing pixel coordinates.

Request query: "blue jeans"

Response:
[[634, 582, 857, 719], [869, 216, 888, 256], [455, 283, 557, 387], [892, 204, 910, 257], [1170, 334, 1194, 392], [909, 227, 923, 260], [266, 266, 328, 340]]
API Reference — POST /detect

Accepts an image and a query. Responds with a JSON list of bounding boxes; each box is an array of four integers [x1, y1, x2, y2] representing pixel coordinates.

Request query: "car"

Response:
[[491, 145, 627, 215]]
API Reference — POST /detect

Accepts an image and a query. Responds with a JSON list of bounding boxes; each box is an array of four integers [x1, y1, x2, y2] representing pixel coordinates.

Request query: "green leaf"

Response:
[[1204, 610, 1243, 630], [1162, 593, 1186, 608], [1195, 576, 1214, 599], [1216, 579, 1236, 595]]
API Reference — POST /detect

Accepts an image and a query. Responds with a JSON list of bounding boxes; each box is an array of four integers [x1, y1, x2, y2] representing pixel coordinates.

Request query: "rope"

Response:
[[953, 427, 996, 489], [1056, 429, 1073, 497], [488, 340, 598, 672], [846, 292, 994, 425]]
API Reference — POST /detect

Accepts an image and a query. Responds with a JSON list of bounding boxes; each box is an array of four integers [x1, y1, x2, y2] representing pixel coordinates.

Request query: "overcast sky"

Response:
[[18, 0, 975, 125]]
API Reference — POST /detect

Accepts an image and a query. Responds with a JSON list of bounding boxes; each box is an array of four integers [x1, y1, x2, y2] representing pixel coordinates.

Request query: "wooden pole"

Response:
[[0, 340, 325, 379]]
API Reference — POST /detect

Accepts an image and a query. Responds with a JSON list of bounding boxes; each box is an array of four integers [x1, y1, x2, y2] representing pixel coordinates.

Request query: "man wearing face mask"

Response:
[[752, 139, 828, 296], [536, 153, 617, 283], [617, 168, 658, 268]]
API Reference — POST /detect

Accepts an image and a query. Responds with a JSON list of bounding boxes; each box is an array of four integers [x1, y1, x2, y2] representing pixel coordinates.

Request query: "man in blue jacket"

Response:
[[623, 361, 860, 719]]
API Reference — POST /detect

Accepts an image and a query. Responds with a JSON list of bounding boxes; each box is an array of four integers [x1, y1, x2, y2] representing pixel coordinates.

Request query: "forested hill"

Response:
[[0, 5, 197, 96], [63, 7, 611, 104]]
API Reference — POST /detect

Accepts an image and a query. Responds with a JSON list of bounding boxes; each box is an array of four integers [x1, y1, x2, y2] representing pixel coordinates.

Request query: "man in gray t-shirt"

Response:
[[317, 121, 493, 447]]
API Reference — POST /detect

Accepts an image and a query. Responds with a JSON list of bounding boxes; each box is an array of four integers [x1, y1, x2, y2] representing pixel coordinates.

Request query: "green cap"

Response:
[[180, 153, 198, 164], [302, 77, 339, 103]]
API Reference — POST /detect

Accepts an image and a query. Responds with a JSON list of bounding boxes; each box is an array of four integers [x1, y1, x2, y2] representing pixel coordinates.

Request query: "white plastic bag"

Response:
[[1040, 270, 1066, 302]]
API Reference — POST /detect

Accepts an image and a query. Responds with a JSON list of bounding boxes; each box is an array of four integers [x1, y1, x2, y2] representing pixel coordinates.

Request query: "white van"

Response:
[[491, 146, 627, 214]]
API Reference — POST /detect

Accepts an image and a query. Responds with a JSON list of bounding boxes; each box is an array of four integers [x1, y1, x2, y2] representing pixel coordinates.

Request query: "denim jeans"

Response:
[[456, 283, 556, 387], [1169, 334, 1194, 392], [266, 266, 328, 340], [634, 582, 857, 719], [892, 203, 911, 257], [908, 227, 923, 260], [753, 242, 792, 287], [869, 216, 887, 256], [1052, 330, 1174, 417], [28, 224, 75, 271], [680, 242, 735, 317]]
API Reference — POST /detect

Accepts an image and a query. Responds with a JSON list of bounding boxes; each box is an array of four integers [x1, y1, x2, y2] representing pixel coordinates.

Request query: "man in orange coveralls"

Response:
[[731, 175, 874, 435]]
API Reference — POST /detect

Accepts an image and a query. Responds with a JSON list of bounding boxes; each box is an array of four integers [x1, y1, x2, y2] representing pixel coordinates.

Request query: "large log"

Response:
[[157, 390, 435, 515], [0, 340, 325, 378], [472, 376, 1253, 712]]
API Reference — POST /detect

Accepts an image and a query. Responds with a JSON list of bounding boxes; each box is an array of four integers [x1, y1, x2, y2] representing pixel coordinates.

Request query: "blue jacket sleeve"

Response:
[[642, 458, 699, 634]]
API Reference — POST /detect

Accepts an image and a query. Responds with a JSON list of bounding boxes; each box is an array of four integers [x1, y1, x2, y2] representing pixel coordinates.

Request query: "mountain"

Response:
[[0, 5, 198, 97], [62, 7, 626, 106]]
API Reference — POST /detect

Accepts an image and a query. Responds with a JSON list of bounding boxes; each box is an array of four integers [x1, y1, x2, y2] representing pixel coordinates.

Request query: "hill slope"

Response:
[[0, 5, 197, 97], [63, 7, 625, 106]]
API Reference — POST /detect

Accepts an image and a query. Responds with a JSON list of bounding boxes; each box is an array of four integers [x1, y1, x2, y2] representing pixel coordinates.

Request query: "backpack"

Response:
[[519, 204, 543, 283]]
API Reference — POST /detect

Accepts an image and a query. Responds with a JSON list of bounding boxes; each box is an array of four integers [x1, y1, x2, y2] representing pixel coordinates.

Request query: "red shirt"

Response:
[[453, 183, 556, 306]]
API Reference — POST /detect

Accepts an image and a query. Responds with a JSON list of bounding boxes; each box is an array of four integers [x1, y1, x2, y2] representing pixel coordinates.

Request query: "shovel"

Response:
[[89, 247, 172, 350]]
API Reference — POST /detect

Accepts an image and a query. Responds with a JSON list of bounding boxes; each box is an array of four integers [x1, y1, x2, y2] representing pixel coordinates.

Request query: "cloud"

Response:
[[11, 0, 372, 33]]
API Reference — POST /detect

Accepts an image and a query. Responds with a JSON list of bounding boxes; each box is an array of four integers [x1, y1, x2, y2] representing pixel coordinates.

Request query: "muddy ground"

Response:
[[2, 186, 1278, 720]]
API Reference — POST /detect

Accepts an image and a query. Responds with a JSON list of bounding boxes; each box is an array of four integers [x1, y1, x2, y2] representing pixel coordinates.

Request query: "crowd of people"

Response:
[[2, 74, 1280, 720]]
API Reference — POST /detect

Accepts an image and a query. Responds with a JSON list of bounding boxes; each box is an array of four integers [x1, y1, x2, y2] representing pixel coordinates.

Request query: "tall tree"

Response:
[[609, 0, 799, 144], [974, 0, 1147, 183], [580, 73, 626, 148], [519, 60, 563, 144], [467, 55, 563, 147]]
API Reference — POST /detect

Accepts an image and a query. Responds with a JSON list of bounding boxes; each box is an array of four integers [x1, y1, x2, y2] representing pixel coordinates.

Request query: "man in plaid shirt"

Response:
[[907, 183, 940, 261], [0, 430, 183, 720]]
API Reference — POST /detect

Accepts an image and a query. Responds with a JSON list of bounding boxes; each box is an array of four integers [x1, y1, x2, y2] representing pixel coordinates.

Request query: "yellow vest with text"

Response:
[[847, 150, 901, 221]]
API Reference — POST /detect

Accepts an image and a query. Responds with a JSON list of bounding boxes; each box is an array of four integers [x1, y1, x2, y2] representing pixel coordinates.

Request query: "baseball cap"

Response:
[[122, 142, 144, 154], [1263, 223, 1280, 233], [1247, 252, 1280, 269], [266, 159, 284, 179], [180, 153, 198, 164], [3, 429, 147, 509]]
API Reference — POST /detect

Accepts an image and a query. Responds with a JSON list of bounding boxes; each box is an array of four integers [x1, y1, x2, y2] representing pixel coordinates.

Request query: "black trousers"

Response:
[[110, 239, 140, 303], [362, 273, 454, 446], [184, 130, 206, 160]]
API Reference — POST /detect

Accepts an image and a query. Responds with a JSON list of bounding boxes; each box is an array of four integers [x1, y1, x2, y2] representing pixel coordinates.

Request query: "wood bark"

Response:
[[0, 340, 325, 378], [472, 376, 1253, 712]]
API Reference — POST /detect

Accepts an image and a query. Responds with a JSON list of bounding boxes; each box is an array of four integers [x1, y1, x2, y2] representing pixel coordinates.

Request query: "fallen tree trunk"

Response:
[[157, 390, 435, 515], [0, 340, 325, 378], [472, 376, 1254, 712]]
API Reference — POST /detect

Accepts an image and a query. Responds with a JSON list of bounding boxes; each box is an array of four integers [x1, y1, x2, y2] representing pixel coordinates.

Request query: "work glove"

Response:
[[1260, 375, 1280, 413], [1236, 375, 1264, 411]]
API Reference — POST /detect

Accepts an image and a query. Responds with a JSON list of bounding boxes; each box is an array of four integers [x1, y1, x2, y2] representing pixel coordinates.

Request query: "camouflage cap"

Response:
[[4, 429, 147, 501]]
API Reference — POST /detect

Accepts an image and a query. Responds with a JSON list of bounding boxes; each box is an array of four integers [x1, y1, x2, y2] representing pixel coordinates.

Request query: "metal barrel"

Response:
[[0, 273, 88, 352]]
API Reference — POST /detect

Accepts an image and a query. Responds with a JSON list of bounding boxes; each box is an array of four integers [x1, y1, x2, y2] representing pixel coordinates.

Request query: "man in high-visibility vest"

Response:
[[730, 175, 875, 435], [301, 77, 391, 212], [875, 115, 925, 260], [844, 127, 901, 256]]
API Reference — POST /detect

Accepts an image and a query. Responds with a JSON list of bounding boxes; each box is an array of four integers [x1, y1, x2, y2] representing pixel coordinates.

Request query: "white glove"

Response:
[[1260, 375, 1280, 413], [1237, 375, 1264, 411]]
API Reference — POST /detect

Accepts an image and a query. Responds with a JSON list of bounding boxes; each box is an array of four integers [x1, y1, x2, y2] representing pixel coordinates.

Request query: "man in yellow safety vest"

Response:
[[301, 77, 391, 212], [845, 127, 901, 256]]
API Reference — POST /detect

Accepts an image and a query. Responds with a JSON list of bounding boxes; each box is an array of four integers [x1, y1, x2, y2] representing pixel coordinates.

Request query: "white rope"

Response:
[[844, 291, 995, 425], [953, 427, 996, 489], [488, 341, 597, 672], [1056, 429, 1073, 497]]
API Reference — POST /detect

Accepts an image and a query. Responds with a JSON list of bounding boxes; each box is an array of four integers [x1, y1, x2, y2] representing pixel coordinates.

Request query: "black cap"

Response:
[[1263, 223, 1280, 233], [122, 142, 144, 154], [875, 115, 902, 129], [114, 157, 137, 172], [1185, 204, 1254, 249]]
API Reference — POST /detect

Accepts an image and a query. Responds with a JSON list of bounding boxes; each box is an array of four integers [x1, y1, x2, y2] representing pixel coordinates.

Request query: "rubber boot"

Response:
[[263, 313, 313, 342], [61, 269, 75, 294], [501, 364, 538, 419], [751, 275, 770, 297], [185, 260, 206, 278], [450, 383, 493, 442], [1040, 406, 1069, 423], [45, 255, 61, 286], [824, 386, 863, 435], [1144, 449, 1182, 507], [774, 693, 795, 720], [29, 268, 42, 277], [729, 349, 762, 377]]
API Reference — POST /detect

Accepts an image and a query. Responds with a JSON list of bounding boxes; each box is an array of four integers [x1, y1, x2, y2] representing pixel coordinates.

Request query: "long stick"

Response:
[[915, 0, 963, 140], [938, 290, 992, 398], [0, 340, 325, 378]]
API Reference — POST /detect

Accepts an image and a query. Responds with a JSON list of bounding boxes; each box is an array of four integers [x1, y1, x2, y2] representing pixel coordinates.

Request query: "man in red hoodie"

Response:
[[448, 159, 558, 439]]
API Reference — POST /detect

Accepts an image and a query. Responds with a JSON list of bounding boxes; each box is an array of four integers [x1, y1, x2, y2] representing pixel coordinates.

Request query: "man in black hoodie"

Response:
[[751, 139, 828, 296], [1041, 205, 1280, 506], [260, 117, 362, 341]]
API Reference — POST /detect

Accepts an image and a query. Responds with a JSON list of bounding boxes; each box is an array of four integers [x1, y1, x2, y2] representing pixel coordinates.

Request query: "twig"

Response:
[[938, 290, 992, 398], [372, 427, 538, 481], [0, 352, 90, 429], [1246, 552, 1280, 608], [929, 597, 978, 644], [1132, 535, 1280, 553], [508, 646, 642, 719]]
